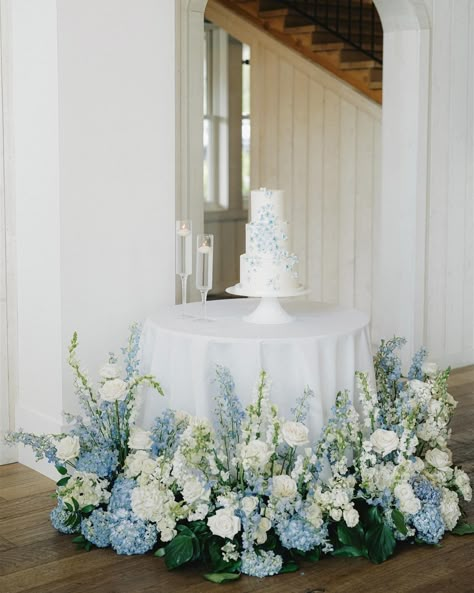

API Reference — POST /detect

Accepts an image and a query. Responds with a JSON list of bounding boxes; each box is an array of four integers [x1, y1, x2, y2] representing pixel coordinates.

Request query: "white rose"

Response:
[[330, 508, 342, 522], [99, 378, 128, 402], [343, 507, 359, 528], [99, 363, 121, 380], [207, 508, 241, 539], [281, 421, 310, 448], [55, 435, 80, 462], [394, 483, 421, 515], [182, 478, 209, 504], [254, 517, 272, 544], [422, 361, 439, 378], [240, 440, 272, 471], [370, 429, 400, 457], [128, 426, 153, 450], [440, 488, 461, 531], [425, 448, 452, 472], [124, 450, 150, 478], [241, 496, 259, 515], [271, 475, 297, 499]]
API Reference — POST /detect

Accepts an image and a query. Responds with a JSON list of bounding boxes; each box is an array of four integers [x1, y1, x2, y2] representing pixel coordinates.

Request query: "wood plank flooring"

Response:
[[1, 366, 473, 593]]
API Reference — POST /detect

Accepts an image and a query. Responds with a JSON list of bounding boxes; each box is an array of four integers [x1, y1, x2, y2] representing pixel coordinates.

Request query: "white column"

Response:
[[9, 0, 177, 477], [372, 0, 431, 362]]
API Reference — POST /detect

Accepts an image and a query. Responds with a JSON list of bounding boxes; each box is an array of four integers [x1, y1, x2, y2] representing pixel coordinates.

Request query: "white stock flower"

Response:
[[207, 508, 241, 539], [181, 478, 209, 504], [241, 496, 259, 515], [58, 471, 110, 508], [128, 426, 153, 450], [370, 429, 400, 457], [421, 361, 439, 378], [343, 507, 359, 528], [271, 475, 297, 499], [188, 503, 209, 522], [55, 435, 80, 462], [239, 440, 272, 471], [99, 378, 128, 402], [394, 483, 421, 515], [425, 448, 452, 472], [332, 490, 350, 509], [281, 421, 310, 448], [440, 488, 461, 531], [330, 508, 342, 522], [174, 410, 191, 423], [99, 363, 121, 380]]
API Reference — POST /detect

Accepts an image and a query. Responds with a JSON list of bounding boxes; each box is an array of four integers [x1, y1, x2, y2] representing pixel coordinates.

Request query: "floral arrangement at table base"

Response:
[[6, 331, 473, 583]]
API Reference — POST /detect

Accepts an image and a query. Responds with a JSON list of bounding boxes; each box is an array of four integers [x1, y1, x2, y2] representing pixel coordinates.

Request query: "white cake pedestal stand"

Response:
[[226, 285, 310, 324]]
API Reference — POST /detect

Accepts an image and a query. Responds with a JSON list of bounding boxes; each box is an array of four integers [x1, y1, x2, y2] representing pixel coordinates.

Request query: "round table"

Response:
[[138, 299, 374, 441]]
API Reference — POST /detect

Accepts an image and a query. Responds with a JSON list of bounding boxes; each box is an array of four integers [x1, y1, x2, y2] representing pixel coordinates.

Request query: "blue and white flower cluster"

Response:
[[5, 334, 472, 582]]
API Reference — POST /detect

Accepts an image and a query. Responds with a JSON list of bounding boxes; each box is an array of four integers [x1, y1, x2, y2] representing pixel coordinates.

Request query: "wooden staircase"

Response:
[[210, 0, 383, 104]]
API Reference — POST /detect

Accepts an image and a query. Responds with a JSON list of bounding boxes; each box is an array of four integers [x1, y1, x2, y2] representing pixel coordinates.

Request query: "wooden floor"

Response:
[[1, 367, 473, 593]]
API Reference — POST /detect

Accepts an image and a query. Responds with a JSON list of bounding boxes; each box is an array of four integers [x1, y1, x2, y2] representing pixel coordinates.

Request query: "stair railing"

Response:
[[279, 0, 383, 63]]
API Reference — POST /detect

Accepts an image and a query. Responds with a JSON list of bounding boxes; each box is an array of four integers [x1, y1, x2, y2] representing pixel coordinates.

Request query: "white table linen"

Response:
[[139, 299, 373, 441]]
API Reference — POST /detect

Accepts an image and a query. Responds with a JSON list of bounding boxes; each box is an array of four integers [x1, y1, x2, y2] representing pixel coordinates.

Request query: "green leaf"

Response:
[[367, 505, 383, 526], [72, 498, 80, 511], [72, 535, 86, 544], [337, 523, 365, 549], [191, 536, 201, 562], [304, 548, 321, 562], [81, 505, 96, 515], [56, 465, 68, 475], [391, 509, 408, 536], [333, 545, 367, 558], [154, 547, 166, 557], [203, 572, 241, 584], [56, 476, 70, 487], [164, 535, 194, 570], [452, 523, 474, 535], [189, 520, 208, 536], [366, 522, 396, 564], [64, 502, 74, 512], [279, 561, 299, 574]]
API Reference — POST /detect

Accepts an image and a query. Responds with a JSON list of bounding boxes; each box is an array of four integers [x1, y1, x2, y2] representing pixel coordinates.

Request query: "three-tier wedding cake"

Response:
[[238, 188, 299, 294]]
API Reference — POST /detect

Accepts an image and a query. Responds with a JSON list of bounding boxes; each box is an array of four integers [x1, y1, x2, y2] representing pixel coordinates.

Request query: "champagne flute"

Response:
[[176, 220, 192, 309], [196, 233, 214, 320]]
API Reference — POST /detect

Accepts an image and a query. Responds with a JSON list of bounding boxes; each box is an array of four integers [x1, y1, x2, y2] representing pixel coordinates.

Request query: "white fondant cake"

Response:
[[239, 188, 299, 293]]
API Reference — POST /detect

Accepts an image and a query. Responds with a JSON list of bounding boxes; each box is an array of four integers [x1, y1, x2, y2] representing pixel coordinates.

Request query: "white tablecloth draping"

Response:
[[138, 299, 374, 441]]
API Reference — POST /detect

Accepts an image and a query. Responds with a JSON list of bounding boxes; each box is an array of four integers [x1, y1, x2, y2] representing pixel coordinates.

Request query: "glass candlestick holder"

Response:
[[195, 233, 214, 320], [176, 220, 192, 307]]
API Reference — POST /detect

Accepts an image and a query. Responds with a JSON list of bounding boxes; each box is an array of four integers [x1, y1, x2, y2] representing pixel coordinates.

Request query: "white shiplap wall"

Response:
[[424, 0, 474, 366], [206, 1, 381, 315]]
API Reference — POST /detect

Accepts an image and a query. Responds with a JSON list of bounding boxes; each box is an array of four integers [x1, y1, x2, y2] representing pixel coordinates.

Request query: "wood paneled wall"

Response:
[[207, 1, 382, 313]]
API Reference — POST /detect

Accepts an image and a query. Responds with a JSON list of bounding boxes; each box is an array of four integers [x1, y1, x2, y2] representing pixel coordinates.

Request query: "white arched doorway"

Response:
[[177, 0, 474, 367]]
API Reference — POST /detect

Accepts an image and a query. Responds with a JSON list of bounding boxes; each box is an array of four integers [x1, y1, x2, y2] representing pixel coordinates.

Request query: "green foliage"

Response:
[[204, 572, 241, 584], [452, 523, 474, 535]]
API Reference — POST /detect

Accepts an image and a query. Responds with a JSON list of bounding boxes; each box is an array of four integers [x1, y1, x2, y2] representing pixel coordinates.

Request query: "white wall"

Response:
[[8, 0, 176, 474], [424, 0, 474, 367], [207, 1, 382, 314]]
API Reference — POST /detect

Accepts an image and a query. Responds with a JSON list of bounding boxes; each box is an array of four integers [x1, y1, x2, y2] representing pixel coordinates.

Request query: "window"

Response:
[[203, 22, 250, 211]]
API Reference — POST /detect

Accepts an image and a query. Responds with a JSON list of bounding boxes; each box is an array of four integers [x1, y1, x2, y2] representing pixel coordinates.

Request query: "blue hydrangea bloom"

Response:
[[412, 503, 445, 544], [50, 501, 78, 534], [109, 476, 136, 512], [81, 509, 111, 548], [241, 549, 283, 578], [76, 448, 119, 478], [109, 510, 157, 555], [277, 517, 327, 552], [411, 477, 441, 506]]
